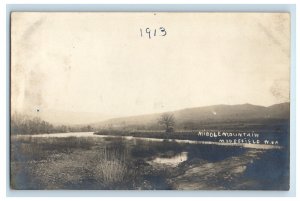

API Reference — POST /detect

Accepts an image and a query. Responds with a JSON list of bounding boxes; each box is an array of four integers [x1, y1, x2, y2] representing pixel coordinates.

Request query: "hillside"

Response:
[[93, 102, 290, 130]]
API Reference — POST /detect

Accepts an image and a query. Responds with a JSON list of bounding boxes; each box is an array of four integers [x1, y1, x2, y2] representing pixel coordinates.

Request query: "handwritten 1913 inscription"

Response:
[[140, 27, 167, 39]]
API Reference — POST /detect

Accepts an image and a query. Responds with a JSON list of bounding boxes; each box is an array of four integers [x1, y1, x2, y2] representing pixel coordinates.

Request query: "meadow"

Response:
[[10, 134, 289, 190]]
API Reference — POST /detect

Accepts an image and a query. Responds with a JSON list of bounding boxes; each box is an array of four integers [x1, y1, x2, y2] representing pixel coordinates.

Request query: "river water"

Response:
[[14, 132, 282, 150]]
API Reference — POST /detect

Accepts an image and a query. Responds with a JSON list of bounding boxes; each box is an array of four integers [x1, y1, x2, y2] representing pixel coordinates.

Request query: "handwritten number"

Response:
[[140, 27, 167, 38], [145, 28, 151, 39], [160, 27, 167, 36]]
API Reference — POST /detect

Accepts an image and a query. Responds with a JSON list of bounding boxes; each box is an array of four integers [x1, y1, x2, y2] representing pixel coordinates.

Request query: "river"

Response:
[[13, 132, 282, 150]]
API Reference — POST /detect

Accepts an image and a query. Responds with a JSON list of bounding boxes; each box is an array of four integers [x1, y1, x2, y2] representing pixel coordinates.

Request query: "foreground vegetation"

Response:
[[10, 136, 289, 190]]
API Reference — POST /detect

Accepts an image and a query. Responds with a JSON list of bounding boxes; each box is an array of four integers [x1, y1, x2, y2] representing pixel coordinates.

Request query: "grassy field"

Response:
[[10, 135, 289, 190]]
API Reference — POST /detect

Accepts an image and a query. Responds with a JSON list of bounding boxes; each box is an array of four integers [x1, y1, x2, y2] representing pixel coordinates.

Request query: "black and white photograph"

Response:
[[10, 12, 290, 190]]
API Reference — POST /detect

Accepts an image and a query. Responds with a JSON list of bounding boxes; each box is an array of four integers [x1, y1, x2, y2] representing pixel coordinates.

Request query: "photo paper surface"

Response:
[[10, 12, 290, 190]]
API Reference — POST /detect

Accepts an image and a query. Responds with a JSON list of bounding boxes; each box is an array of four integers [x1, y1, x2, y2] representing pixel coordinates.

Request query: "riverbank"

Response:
[[94, 129, 286, 149], [12, 131, 282, 149], [10, 134, 289, 190]]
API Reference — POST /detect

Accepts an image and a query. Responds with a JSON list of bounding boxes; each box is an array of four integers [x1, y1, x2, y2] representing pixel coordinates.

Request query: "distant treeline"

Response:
[[11, 113, 93, 135], [99, 119, 290, 133], [94, 128, 288, 146]]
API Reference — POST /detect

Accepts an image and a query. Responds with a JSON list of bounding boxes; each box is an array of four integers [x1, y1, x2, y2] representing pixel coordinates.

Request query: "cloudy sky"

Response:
[[11, 12, 290, 121]]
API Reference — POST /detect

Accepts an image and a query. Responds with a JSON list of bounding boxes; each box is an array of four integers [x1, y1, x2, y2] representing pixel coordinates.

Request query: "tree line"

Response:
[[10, 113, 93, 135]]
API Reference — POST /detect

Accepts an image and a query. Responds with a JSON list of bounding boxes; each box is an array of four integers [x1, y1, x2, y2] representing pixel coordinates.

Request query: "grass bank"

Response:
[[10, 135, 289, 190]]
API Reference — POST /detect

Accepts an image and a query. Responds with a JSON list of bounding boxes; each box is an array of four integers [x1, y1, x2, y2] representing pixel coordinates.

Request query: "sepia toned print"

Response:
[[10, 12, 290, 190]]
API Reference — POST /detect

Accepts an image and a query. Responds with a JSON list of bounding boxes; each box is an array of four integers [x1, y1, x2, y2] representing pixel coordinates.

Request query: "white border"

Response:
[[1, 1, 298, 199]]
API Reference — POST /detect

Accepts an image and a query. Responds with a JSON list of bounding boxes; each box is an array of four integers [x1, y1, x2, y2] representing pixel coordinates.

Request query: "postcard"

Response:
[[10, 12, 290, 190]]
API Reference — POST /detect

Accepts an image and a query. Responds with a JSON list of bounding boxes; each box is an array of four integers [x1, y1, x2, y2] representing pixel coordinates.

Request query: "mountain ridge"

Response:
[[92, 102, 290, 129]]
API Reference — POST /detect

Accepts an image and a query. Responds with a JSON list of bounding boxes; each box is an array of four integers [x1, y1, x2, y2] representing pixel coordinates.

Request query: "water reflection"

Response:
[[150, 152, 188, 167]]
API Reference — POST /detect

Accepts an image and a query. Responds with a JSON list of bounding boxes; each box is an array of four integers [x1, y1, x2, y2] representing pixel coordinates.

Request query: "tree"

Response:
[[158, 113, 175, 133]]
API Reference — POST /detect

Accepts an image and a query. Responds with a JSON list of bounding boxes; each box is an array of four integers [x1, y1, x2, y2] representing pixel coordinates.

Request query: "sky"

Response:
[[11, 12, 290, 121]]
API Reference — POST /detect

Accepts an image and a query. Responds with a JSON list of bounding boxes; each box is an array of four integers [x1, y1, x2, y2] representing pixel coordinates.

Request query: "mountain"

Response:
[[93, 102, 290, 130]]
